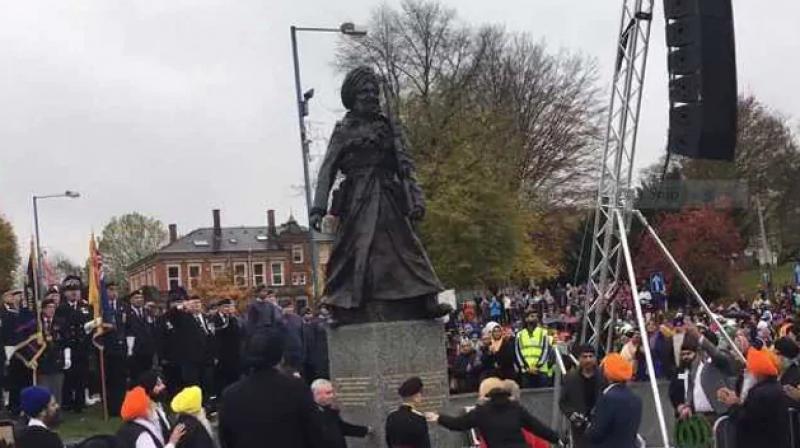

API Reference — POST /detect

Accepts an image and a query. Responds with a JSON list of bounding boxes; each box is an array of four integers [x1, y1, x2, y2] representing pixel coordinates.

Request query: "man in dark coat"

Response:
[[16, 386, 63, 448], [776, 337, 800, 387], [1, 289, 36, 415], [311, 378, 370, 448], [585, 353, 642, 448], [302, 310, 329, 381], [56, 275, 100, 413], [98, 281, 129, 417], [718, 347, 791, 448], [210, 298, 242, 394], [559, 344, 603, 448], [173, 296, 215, 394], [37, 298, 69, 405], [126, 289, 158, 381], [218, 322, 325, 448], [385, 377, 431, 448]]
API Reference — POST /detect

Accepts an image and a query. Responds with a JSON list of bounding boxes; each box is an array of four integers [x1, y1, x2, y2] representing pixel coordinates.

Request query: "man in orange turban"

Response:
[[116, 386, 187, 448], [717, 347, 790, 448], [584, 353, 642, 448]]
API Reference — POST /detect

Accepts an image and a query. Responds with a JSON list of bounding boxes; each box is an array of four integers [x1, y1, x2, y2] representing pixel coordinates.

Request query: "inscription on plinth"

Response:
[[328, 320, 449, 448]]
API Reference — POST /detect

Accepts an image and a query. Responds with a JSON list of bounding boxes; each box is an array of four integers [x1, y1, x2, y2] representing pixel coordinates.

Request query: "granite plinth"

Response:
[[328, 320, 449, 448]]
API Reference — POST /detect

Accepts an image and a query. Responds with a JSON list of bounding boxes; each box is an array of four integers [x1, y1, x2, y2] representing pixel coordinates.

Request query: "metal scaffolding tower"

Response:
[[581, 0, 655, 351]]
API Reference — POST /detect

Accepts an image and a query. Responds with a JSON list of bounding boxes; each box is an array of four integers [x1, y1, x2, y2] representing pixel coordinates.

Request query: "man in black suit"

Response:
[[385, 377, 431, 448], [210, 298, 241, 395], [36, 298, 69, 405], [218, 323, 326, 448], [174, 296, 215, 395], [56, 275, 101, 413], [99, 281, 128, 417], [126, 289, 157, 381], [311, 378, 370, 448], [17, 386, 63, 448], [158, 290, 186, 398]]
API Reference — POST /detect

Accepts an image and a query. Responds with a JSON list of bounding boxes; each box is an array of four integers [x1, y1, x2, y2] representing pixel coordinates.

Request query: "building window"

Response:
[[292, 244, 304, 264], [252, 263, 266, 286], [167, 265, 181, 290], [233, 262, 248, 287], [271, 262, 284, 286], [292, 272, 307, 286], [188, 264, 202, 289], [211, 263, 226, 279]]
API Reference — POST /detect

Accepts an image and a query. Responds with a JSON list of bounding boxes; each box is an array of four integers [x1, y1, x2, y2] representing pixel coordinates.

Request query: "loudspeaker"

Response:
[[664, 0, 737, 161]]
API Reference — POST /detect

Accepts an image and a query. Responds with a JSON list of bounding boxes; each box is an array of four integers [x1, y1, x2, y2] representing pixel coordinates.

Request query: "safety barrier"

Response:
[[712, 415, 735, 448], [790, 408, 800, 448]]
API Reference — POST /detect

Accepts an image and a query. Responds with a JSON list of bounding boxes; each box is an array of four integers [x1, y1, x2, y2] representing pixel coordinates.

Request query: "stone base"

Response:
[[328, 320, 449, 448]]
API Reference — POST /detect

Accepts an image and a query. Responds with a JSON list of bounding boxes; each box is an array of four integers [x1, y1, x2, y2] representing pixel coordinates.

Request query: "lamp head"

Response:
[[340, 22, 367, 36], [64, 190, 80, 198]]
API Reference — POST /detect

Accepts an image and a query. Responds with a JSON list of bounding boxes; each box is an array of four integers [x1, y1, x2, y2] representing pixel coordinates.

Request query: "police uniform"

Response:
[[385, 377, 431, 448], [56, 277, 95, 412]]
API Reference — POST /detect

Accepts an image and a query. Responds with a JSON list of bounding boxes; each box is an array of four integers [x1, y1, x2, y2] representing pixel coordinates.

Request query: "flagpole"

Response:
[[98, 344, 109, 421], [30, 237, 42, 386]]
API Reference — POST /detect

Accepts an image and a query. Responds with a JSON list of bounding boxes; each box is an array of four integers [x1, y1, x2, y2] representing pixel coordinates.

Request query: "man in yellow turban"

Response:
[[170, 386, 215, 448], [584, 353, 642, 448]]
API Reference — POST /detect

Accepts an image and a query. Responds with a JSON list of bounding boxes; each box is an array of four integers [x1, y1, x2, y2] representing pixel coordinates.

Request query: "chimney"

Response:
[[212, 209, 222, 251], [267, 209, 277, 236], [168, 224, 177, 243], [213, 209, 221, 237]]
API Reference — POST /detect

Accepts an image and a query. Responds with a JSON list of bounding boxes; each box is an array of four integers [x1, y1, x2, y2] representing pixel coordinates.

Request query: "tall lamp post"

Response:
[[33, 190, 81, 301], [290, 22, 367, 301]]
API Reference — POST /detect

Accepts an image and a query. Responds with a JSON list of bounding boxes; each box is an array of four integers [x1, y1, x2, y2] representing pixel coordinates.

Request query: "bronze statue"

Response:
[[309, 66, 451, 325]]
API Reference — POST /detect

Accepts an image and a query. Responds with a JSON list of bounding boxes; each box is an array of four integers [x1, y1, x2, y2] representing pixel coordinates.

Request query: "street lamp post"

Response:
[[33, 190, 80, 301], [290, 23, 366, 301]]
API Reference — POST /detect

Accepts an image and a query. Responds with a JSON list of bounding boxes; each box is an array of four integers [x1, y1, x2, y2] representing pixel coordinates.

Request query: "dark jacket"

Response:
[[302, 318, 329, 381], [437, 392, 559, 448], [686, 336, 742, 415], [16, 424, 63, 448], [126, 305, 157, 357], [56, 300, 94, 359], [780, 362, 800, 387], [172, 312, 214, 365], [219, 368, 325, 448], [481, 338, 517, 381], [316, 405, 369, 448], [385, 404, 430, 448], [38, 315, 68, 374], [99, 300, 128, 357], [559, 369, 603, 447], [175, 414, 215, 448], [729, 377, 791, 448], [585, 383, 642, 448]]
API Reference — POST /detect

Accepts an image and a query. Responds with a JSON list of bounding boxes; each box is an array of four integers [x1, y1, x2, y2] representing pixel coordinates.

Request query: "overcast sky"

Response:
[[1, 0, 799, 266]]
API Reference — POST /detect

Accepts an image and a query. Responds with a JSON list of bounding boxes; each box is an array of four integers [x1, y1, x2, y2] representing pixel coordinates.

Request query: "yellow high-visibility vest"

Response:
[[517, 327, 552, 376]]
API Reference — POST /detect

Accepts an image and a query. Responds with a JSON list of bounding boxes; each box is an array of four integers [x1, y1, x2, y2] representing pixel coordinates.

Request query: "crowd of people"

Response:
[[3, 275, 800, 447]]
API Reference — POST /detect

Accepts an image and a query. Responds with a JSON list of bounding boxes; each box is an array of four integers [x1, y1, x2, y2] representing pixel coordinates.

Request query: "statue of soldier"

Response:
[[309, 66, 450, 326]]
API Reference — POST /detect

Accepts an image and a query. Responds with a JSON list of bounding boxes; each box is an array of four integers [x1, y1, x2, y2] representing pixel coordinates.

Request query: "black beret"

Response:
[[62, 275, 83, 291], [130, 289, 144, 297], [45, 286, 60, 296], [106, 281, 117, 288], [41, 298, 57, 308], [775, 337, 800, 359], [218, 298, 234, 306], [398, 376, 423, 398]]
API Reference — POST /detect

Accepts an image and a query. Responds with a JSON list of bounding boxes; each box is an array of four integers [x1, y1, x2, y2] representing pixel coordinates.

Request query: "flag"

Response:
[[23, 238, 39, 314], [88, 234, 112, 322]]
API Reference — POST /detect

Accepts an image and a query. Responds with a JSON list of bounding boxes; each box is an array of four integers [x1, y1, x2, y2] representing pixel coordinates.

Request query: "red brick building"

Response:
[[127, 209, 325, 308]]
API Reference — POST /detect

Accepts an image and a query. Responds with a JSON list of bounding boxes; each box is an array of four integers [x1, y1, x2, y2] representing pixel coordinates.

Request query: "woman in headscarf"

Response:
[[309, 65, 449, 325], [480, 322, 517, 381], [426, 377, 562, 448]]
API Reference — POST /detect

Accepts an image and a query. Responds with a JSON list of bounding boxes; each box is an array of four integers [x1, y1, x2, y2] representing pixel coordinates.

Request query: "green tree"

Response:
[[0, 215, 19, 292], [98, 213, 167, 289]]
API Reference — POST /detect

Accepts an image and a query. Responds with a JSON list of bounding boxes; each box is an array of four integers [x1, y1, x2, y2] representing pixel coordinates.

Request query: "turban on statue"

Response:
[[602, 353, 634, 383], [341, 66, 379, 109]]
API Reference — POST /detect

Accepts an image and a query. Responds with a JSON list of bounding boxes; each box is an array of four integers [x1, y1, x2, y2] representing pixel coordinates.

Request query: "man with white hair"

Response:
[[311, 378, 371, 448]]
